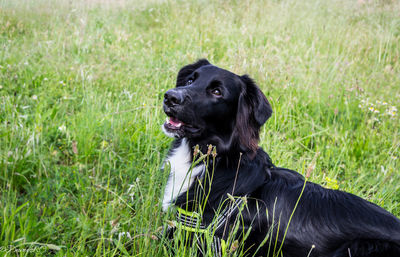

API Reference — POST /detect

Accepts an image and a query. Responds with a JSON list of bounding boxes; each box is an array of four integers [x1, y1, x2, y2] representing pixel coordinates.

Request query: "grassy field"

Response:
[[0, 0, 399, 256]]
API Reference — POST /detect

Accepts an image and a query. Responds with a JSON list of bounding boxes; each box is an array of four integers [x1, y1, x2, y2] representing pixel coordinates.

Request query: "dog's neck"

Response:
[[162, 138, 205, 211], [187, 124, 262, 159], [161, 136, 272, 212]]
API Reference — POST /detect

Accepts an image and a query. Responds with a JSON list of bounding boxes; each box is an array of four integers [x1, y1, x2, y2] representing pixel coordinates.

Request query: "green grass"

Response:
[[0, 0, 399, 256]]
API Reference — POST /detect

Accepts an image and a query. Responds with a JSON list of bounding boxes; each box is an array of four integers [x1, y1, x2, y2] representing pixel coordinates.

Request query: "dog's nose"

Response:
[[164, 89, 184, 107]]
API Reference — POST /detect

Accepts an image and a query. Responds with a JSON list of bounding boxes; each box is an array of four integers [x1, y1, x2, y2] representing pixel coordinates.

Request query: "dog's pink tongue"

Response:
[[169, 117, 183, 126]]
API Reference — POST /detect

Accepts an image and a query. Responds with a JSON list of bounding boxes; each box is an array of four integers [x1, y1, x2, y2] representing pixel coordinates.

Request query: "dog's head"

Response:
[[163, 59, 272, 156]]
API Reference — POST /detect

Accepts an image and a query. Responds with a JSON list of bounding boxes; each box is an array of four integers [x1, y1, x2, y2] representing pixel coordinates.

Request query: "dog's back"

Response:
[[253, 165, 400, 257]]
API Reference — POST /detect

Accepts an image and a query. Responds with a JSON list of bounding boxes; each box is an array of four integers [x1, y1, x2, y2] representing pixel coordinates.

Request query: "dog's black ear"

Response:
[[236, 75, 272, 155], [176, 59, 211, 87], [240, 75, 272, 126]]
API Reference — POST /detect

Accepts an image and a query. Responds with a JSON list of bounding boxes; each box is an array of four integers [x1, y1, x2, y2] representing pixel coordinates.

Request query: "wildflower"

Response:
[[32, 95, 38, 100], [368, 107, 375, 112], [127, 184, 135, 192], [35, 125, 42, 133], [127, 184, 136, 201], [386, 106, 397, 117], [118, 232, 132, 241], [122, 89, 133, 101], [381, 166, 387, 175], [58, 124, 66, 132], [324, 177, 339, 190], [372, 117, 381, 123], [100, 140, 108, 148]]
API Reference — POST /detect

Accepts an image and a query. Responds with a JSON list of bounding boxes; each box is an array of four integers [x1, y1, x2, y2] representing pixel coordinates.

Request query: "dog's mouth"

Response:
[[164, 116, 185, 130], [163, 116, 201, 138]]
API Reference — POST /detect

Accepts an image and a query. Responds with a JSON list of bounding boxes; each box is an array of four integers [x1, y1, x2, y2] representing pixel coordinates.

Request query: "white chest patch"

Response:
[[162, 138, 204, 211]]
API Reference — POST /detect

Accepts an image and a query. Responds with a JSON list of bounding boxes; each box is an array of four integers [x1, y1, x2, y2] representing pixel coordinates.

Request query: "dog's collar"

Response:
[[173, 196, 246, 256]]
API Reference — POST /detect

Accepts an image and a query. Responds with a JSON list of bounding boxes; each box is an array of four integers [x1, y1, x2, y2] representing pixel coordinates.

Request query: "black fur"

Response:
[[162, 59, 400, 257]]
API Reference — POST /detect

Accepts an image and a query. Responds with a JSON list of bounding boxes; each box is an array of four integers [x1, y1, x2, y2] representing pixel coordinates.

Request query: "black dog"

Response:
[[161, 59, 400, 257]]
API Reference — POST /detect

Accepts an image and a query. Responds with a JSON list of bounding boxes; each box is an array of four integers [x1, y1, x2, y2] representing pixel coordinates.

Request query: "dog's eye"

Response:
[[186, 79, 193, 86], [211, 88, 222, 96]]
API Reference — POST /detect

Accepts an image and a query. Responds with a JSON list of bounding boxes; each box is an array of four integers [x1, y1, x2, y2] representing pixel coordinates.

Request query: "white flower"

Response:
[[118, 232, 132, 241], [372, 117, 381, 123], [122, 89, 134, 101], [127, 184, 136, 202], [127, 184, 135, 192], [58, 125, 66, 132], [386, 106, 398, 117], [381, 166, 387, 175], [32, 95, 38, 100]]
